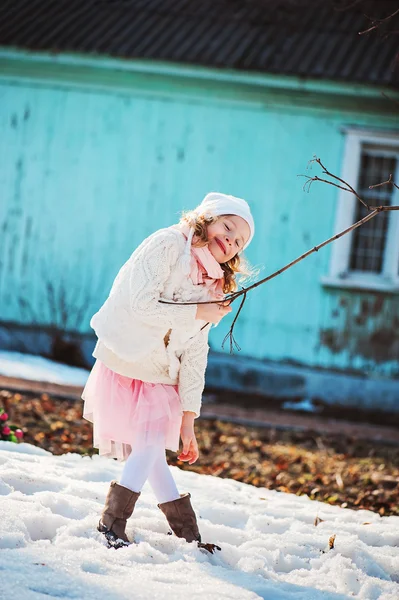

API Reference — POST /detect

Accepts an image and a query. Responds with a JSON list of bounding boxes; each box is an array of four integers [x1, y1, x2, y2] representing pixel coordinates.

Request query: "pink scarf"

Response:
[[178, 224, 225, 300]]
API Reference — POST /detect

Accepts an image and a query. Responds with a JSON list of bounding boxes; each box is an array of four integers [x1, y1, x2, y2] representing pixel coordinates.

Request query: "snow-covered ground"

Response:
[[0, 442, 398, 600], [0, 351, 398, 598], [0, 351, 89, 386]]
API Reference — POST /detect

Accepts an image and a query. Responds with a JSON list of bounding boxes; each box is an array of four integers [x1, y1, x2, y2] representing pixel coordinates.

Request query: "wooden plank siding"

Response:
[[0, 61, 398, 377]]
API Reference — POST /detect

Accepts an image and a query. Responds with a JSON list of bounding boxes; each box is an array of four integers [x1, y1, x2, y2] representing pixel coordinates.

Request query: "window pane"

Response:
[[349, 151, 396, 273]]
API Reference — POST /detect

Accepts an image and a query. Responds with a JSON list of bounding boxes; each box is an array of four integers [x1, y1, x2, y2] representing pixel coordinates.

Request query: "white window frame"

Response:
[[321, 127, 399, 294]]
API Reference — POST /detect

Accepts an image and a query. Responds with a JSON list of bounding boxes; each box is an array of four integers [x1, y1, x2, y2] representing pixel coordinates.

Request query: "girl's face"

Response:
[[206, 215, 251, 263]]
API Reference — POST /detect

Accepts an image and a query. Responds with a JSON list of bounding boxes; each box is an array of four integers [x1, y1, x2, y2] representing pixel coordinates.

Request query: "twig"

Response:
[[160, 159, 399, 351], [359, 7, 399, 36], [224, 207, 383, 302], [160, 209, 384, 307], [301, 157, 370, 209], [369, 173, 399, 191], [222, 290, 247, 352]]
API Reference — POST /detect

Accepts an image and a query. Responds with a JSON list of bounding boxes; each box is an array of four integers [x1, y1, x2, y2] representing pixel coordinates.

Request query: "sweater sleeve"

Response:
[[128, 228, 198, 329], [178, 327, 210, 418]]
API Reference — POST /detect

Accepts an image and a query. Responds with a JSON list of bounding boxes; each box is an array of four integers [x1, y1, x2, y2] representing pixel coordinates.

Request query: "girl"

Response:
[[82, 192, 255, 552]]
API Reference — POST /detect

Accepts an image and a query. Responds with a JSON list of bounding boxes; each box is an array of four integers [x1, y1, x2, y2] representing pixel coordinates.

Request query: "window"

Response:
[[322, 128, 399, 293]]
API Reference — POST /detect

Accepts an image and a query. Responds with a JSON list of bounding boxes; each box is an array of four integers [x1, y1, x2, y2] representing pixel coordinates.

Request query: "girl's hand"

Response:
[[195, 301, 232, 324], [178, 411, 199, 465]]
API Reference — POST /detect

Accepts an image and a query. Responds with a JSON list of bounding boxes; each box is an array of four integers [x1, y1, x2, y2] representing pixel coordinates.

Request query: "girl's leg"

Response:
[[119, 441, 159, 493], [147, 445, 180, 504]]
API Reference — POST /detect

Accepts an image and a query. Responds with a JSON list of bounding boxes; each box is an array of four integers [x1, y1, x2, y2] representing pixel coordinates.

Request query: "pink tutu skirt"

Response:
[[82, 360, 183, 461]]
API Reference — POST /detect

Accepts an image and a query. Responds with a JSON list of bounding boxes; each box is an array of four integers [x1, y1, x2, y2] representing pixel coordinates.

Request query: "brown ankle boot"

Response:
[[97, 480, 141, 549], [158, 493, 221, 554]]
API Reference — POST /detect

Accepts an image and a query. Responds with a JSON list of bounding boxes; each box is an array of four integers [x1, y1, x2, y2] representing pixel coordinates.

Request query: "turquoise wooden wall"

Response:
[[0, 52, 398, 376]]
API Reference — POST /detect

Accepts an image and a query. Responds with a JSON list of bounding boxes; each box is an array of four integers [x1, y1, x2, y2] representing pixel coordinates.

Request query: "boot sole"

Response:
[[97, 521, 132, 550], [198, 542, 222, 554]]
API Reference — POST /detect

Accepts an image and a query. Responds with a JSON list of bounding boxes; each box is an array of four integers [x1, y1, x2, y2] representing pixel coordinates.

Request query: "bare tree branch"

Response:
[[301, 156, 370, 208], [369, 173, 399, 191], [300, 156, 399, 211], [222, 290, 247, 353], [160, 205, 383, 309], [359, 7, 399, 36], [160, 157, 399, 352]]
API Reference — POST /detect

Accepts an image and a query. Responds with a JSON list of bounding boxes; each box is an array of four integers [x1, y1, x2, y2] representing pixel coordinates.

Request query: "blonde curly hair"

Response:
[[180, 210, 252, 294]]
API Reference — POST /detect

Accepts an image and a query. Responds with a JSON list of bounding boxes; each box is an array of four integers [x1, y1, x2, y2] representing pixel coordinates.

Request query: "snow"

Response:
[[0, 442, 398, 600], [0, 351, 89, 386]]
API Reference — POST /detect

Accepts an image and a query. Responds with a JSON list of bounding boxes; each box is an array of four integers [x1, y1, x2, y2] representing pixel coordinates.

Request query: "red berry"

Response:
[[0, 413, 8, 421], [2, 426, 11, 435], [15, 429, 24, 439]]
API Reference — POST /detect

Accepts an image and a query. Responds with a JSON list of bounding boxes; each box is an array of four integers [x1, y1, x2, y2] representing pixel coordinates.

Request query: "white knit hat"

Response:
[[194, 192, 255, 250]]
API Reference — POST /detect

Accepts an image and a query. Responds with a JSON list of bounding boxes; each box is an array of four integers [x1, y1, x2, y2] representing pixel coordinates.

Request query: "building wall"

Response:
[[0, 54, 398, 379]]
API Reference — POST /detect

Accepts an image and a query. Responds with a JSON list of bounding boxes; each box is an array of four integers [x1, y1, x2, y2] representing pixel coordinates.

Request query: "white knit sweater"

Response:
[[90, 226, 215, 417]]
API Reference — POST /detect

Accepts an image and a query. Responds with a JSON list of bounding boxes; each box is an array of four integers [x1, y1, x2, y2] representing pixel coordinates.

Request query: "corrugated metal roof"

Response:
[[0, 0, 397, 86]]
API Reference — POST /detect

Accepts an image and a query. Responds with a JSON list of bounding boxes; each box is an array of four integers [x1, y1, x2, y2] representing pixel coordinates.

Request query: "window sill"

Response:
[[321, 275, 399, 294]]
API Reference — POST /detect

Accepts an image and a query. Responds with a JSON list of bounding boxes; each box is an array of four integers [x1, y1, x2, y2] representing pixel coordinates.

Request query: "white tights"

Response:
[[119, 439, 180, 504]]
